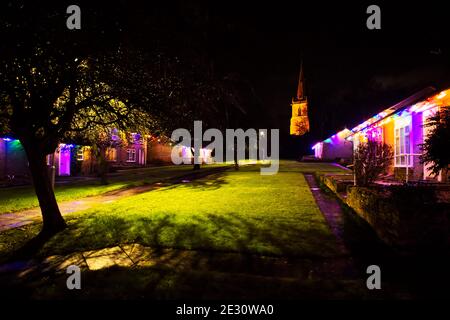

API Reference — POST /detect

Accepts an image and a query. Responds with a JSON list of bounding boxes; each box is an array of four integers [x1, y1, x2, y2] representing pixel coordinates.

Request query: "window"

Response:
[[111, 128, 119, 141], [105, 148, 117, 162], [394, 124, 412, 167], [76, 148, 84, 161], [126, 149, 136, 162]]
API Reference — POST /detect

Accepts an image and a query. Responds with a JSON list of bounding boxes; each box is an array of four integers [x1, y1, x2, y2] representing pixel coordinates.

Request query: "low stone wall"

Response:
[[320, 174, 354, 195], [318, 173, 450, 248], [346, 185, 450, 248]]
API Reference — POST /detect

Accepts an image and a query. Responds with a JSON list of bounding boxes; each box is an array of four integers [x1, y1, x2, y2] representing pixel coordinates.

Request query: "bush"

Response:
[[421, 106, 450, 181], [354, 140, 393, 186]]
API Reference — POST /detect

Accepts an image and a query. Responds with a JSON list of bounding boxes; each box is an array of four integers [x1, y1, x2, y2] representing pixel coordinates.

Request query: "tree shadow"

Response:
[[8, 230, 56, 261], [1, 208, 367, 299], [161, 172, 229, 191]]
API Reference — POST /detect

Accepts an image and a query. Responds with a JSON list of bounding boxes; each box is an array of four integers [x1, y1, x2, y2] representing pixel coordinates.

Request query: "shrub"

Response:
[[421, 106, 450, 181], [354, 140, 393, 186]]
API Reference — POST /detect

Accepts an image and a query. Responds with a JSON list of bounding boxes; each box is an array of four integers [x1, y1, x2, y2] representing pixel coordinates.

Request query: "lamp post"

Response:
[[259, 131, 265, 162]]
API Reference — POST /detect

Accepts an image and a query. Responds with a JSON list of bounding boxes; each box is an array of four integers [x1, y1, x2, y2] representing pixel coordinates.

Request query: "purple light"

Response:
[[59, 143, 74, 150], [311, 142, 320, 150]]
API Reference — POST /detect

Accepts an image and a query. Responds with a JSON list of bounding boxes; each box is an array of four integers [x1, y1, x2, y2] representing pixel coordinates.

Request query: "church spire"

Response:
[[296, 60, 305, 101], [290, 60, 310, 136]]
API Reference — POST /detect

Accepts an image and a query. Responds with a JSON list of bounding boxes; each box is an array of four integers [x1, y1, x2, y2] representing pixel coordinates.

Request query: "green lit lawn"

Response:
[[0, 161, 368, 299], [0, 164, 225, 214], [0, 161, 346, 259]]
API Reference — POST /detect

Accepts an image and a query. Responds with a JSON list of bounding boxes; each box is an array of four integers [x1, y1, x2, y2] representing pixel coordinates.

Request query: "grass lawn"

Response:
[[0, 161, 367, 299], [0, 164, 226, 214], [0, 161, 345, 259]]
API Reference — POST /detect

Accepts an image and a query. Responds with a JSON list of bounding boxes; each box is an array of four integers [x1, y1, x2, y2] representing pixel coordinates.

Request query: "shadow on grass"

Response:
[[0, 262, 370, 300], [41, 209, 340, 259], [1, 168, 233, 261], [8, 230, 55, 261], [162, 172, 229, 191], [0, 208, 365, 299]]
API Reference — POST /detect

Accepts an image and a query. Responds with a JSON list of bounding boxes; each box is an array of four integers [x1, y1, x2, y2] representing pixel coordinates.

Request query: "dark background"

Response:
[[199, 1, 450, 158], [11, 0, 450, 158], [126, 0, 450, 158]]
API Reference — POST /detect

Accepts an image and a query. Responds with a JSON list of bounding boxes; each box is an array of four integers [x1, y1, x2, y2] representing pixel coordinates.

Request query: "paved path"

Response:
[[0, 166, 230, 232], [304, 173, 350, 255]]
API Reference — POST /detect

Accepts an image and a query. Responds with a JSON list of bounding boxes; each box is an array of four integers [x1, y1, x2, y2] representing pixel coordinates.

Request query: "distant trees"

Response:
[[354, 140, 393, 186], [421, 107, 450, 181]]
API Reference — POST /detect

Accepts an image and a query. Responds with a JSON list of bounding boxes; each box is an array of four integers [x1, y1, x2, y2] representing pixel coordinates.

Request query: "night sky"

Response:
[[11, 1, 450, 158], [122, 1, 450, 158], [199, 1, 450, 158]]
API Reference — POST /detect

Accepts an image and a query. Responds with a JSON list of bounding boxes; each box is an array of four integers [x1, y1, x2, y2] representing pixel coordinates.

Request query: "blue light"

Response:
[[2, 138, 12, 142]]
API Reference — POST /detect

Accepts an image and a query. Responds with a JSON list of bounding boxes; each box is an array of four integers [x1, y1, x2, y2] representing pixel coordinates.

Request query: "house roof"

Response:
[[347, 86, 436, 136], [312, 86, 439, 150]]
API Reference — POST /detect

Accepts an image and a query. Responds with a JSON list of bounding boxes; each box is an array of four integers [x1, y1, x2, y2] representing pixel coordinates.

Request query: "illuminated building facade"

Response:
[[312, 87, 450, 181], [0, 131, 212, 180]]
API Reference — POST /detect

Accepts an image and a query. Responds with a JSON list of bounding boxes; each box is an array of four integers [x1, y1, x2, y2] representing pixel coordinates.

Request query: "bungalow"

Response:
[[311, 128, 353, 162], [0, 134, 149, 179], [50, 133, 148, 177], [312, 87, 450, 182], [0, 131, 214, 182], [0, 137, 29, 181]]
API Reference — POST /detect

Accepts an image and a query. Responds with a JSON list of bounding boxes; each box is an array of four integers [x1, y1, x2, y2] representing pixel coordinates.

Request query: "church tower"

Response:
[[290, 62, 310, 136]]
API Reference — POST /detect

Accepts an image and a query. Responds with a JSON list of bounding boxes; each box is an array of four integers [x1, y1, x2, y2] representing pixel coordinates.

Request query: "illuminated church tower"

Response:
[[290, 62, 310, 136]]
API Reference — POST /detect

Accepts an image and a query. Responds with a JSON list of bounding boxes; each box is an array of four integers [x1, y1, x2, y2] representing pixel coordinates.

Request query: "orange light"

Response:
[[437, 91, 447, 99]]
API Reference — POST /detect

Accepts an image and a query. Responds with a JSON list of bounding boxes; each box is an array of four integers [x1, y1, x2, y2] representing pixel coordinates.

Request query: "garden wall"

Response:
[[320, 174, 354, 197], [346, 185, 450, 248]]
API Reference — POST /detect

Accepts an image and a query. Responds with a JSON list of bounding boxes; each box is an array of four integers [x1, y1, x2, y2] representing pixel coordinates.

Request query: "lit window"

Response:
[[111, 128, 119, 141], [394, 123, 412, 167], [76, 148, 84, 161], [126, 149, 136, 162], [106, 148, 117, 162]]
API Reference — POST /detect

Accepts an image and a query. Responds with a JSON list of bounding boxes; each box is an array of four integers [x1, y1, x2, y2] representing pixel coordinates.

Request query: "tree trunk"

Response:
[[191, 147, 201, 170], [98, 156, 109, 185], [23, 143, 67, 235], [95, 146, 109, 185]]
